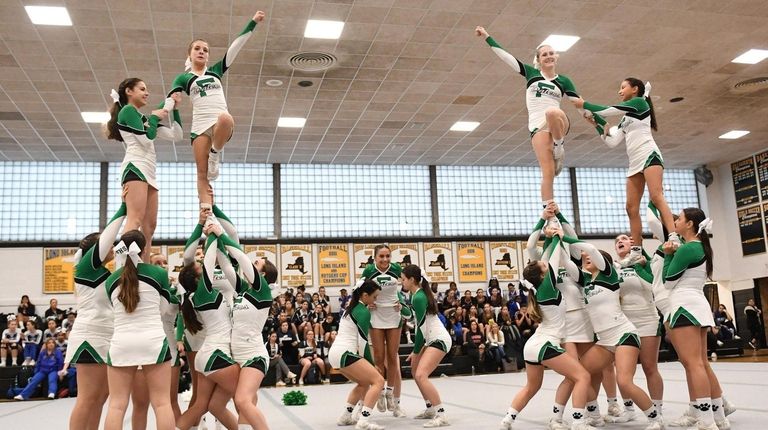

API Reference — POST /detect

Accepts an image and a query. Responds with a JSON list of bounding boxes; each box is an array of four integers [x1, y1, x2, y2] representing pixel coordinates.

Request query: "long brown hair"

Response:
[[178, 262, 203, 334], [683, 207, 713, 278], [402, 264, 438, 315], [117, 230, 145, 313], [521, 261, 544, 324], [106, 78, 143, 142], [624, 77, 657, 131]]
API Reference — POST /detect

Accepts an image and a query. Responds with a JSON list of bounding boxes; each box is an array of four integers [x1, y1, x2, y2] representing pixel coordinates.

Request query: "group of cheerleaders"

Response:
[[54, 10, 733, 430]]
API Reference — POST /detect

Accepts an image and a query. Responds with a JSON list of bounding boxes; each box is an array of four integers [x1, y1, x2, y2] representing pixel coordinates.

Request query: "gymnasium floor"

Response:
[[1, 362, 766, 429]]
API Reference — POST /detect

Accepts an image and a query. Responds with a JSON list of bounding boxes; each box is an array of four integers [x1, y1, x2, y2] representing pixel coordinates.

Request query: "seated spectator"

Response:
[[506, 294, 522, 316], [442, 289, 458, 312], [317, 287, 332, 314], [57, 362, 78, 397], [296, 285, 312, 305], [452, 306, 467, 329], [467, 306, 481, 330], [297, 330, 328, 385], [1, 316, 22, 367], [446, 311, 464, 348], [475, 289, 487, 308], [480, 303, 497, 327], [55, 331, 68, 356], [713, 305, 739, 341], [43, 299, 66, 326], [431, 282, 444, 306], [338, 288, 351, 315], [485, 321, 510, 371], [497, 307, 514, 328], [22, 320, 42, 366], [12, 339, 63, 400], [17, 295, 36, 324], [463, 320, 486, 370], [309, 304, 327, 341], [276, 321, 299, 365], [500, 321, 525, 369], [504, 283, 516, 302], [62, 311, 76, 335], [321, 313, 338, 345], [43, 318, 60, 341], [487, 287, 504, 316], [292, 301, 312, 339], [459, 290, 476, 311], [266, 332, 296, 386], [514, 305, 536, 339]]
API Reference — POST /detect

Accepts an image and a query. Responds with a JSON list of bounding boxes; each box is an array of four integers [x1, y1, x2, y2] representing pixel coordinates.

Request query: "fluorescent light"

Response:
[[731, 49, 768, 64], [278, 117, 306, 128], [25, 6, 72, 26], [304, 20, 344, 39], [539, 35, 580, 52], [450, 121, 480, 132], [718, 130, 750, 139], [81, 112, 110, 124]]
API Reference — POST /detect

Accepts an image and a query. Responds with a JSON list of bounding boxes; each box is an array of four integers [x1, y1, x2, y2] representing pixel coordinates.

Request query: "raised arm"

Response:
[[209, 12, 265, 76], [582, 97, 648, 118], [562, 236, 606, 272], [98, 203, 127, 263], [476, 26, 531, 77]]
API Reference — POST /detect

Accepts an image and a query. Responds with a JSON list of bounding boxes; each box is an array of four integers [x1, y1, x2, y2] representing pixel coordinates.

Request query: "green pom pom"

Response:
[[282, 390, 308, 406]]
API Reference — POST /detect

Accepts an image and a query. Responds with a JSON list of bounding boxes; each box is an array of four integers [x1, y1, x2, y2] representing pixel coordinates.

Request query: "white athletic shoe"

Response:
[[605, 410, 636, 423], [697, 423, 718, 430], [287, 371, 297, 379], [644, 420, 664, 430], [28, 360, 35, 366], [667, 412, 698, 427], [733, 335, 741, 340], [355, 418, 384, 430], [207, 150, 221, 181], [548, 418, 570, 430], [423, 415, 450, 427], [337, 411, 357, 426], [415, 409, 437, 420], [275, 380, 286, 387], [385, 391, 396, 411], [667, 232, 681, 249], [606, 403, 622, 417], [723, 399, 736, 417], [586, 416, 605, 427], [553, 143, 565, 176], [21, 358, 30, 366], [392, 406, 406, 418], [376, 392, 387, 412], [715, 418, 731, 430], [0, 362, 5, 368], [47, 393, 55, 399], [619, 246, 644, 267], [298, 379, 304, 386], [570, 423, 596, 430], [13, 395, 23, 400], [499, 415, 515, 430]]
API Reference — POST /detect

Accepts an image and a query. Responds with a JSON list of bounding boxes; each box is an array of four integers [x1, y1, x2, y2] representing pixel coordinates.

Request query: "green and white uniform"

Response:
[[106, 262, 176, 367], [583, 97, 663, 177], [565, 237, 639, 351], [360, 263, 407, 329], [160, 289, 182, 367], [117, 103, 182, 189], [411, 289, 452, 354], [484, 36, 579, 136], [617, 262, 659, 337], [169, 19, 259, 140], [663, 241, 715, 328], [651, 246, 670, 321], [523, 236, 566, 364], [328, 302, 374, 369], [66, 204, 126, 365], [180, 223, 207, 351]]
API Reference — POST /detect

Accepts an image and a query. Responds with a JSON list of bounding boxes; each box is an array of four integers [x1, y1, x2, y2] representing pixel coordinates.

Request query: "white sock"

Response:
[[643, 406, 659, 421], [712, 397, 726, 422], [238, 425, 252, 430], [345, 402, 356, 413], [696, 397, 714, 426], [552, 403, 565, 420], [623, 399, 635, 411], [360, 406, 373, 419], [652, 399, 663, 415], [394, 397, 400, 405], [587, 400, 601, 416], [571, 408, 586, 424], [434, 404, 445, 417], [688, 401, 700, 418], [505, 407, 519, 421], [425, 400, 434, 412], [607, 397, 618, 406], [554, 138, 564, 146]]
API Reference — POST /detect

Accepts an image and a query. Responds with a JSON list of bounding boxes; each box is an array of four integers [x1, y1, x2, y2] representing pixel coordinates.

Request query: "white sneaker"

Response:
[[355, 418, 384, 430], [606, 403, 622, 417], [392, 406, 406, 418], [605, 410, 636, 423], [337, 411, 357, 426], [376, 392, 387, 412], [207, 150, 221, 181], [323, 378, 331, 384], [14, 395, 23, 400], [48, 393, 55, 399], [715, 418, 730, 430], [723, 399, 736, 417], [21, 358, 30, 366], [287, 371, 297, 379], [697, 423, 718, 430], [571, 423, 596, 430], [668, 413, 698, 427], [644, 420, 664, 430], [733, 335, 741, 340], [423, 415, 450, 427], [352, 405, 362, 422], [0, 362, 5, 367], [548, 418, 570, 430], [415, 409, 437, 420], [28, 360, 35, 366], [385, 391, 395, 411], [586, 416, 605, 427], [553, 143, 565, 176], [667, 232, 681, 249], [500, 415, 515, 430], [298, 379, 304, 386], [276, 380, 286, 387]]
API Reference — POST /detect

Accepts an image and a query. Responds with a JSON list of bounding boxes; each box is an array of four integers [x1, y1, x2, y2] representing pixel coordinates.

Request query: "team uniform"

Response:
[[328, 302, 374, 369], [583, 97, 663, 177], [117, 103, 182, 189], [105, 263, 176, 367], [169, 19, 259, 141], [360, 263, 407, 329], [663, 241, 715, 328], [160, 291, 182, 367], [484, 36, 579, 136], [618, 262, 661, 337], [651, 246, 670, 322], [1, 329, 21, 352], [65, 204, 126, 365], [411, 289, 452, 354], [23, 330, 42, 362]]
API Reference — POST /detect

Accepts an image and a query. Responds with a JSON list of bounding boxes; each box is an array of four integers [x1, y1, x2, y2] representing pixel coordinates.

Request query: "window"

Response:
[[280, 164, 432, 238], [437, 166, 574, 236], [107, 163, 273, 240], [575, 168, 699, 235], [0, 162, 101, 241]]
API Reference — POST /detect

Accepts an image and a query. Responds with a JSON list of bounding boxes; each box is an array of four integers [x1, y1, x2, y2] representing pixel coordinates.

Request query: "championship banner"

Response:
[[391, 243, 419, 268], [489, 241, 520, 281], [457, 242, 488, 283], [43, 248, 78, 294], [281, 244, 313, 287], [105, 246, 163, 273], [244, 245, 278, 267], [317, 244, 351, 287], [422, 242, 454, 283], [167, 245, 186, 286], [353, 244, 377, 278]]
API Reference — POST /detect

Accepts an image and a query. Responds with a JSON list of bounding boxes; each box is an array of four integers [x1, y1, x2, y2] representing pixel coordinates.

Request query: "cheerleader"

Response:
[[563, 237, 663, 430], [65, 204, 126, 430], [360, 245, 411, 417], [500, 229, 594, 430], [103, 230, 176, 430], [662, 208, 728, 430], [475, 26, 583, 205], [106, 78, 182, 261], [330, 280, 386, 430], [574, 78, 679, 265], [401, 264, 452, 428], [1, 316, 21, 366], [168, 11, 265, 207], [219, 234, 279, 429]]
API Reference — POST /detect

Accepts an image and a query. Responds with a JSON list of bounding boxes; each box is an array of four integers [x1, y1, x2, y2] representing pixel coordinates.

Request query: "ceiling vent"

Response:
[[731, 76, 768, 93], [288, 52, 337, 72]]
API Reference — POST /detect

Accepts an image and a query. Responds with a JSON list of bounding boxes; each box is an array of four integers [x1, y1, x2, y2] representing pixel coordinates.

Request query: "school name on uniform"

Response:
[[534, 82, 559, 99], [191, 79, 222, 96]]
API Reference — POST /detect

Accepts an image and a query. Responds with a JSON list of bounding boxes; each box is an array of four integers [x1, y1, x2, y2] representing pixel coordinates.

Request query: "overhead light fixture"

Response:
[[304, 20, 344, 39], [81, 112, 110, 124], [450, 121, 479, 132], [25, 6, 72, 26], [718, 130, 750, 139], [731, 49, 768, 64], [539, 35, 580, 52], [278, 117, 306, 128]]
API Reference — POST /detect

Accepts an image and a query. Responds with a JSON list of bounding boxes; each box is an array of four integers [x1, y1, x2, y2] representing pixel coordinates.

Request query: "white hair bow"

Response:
[[644, 81, 652, 99], [73, 249, 83, 265], [520, 279, 537, 294], [7, 314, 16, 322], [110, 89, 121, 105], [698, 218, 713, 235], [114, 240, 142, 268], [185, 56, 193, 71]]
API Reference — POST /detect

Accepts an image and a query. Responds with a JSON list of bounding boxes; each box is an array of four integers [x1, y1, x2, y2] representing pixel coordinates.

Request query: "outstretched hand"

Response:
[[254, 11, 266, 22], [475, 26, 489, 38]]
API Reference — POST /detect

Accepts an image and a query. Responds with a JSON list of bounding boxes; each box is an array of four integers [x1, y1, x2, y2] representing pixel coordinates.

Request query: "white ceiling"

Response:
[[0, 0, 766, 168]]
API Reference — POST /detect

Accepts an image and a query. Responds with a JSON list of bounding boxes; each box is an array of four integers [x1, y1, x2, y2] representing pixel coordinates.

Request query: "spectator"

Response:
[[507, 295, 522, 318], [504, 283, 516, 302], [515, 305, 536, 339], [475, 289, 487, 308], [459, 290, 476, 311], [487, 278, 501, 296], [442, 289, 458, 311], [432, 282, 444, 304], [485, 321, 509, 372], [317, 287, 332, 314], [447, 282, 458, 302], [62, 311, 76, 334], [284, 300, 296, 321], [744, 299, 763, 350], [22, 320, 42, 366], [44, 299, 66, 325], [338, 288, 351, 315], [500, 319, 525, 369], [463, 320, 486, 370], [446, 311, 464, 347], [276, 321, 299, 365], [266, 332, 296, 386], [713, 305, 739, 341], [480, 303, 496, 327], [497, 307, 514, 328], [487, 288, 504, 316], [296, 285, 312, 304], [467, 305, 480, 330], [1, 316, 22, 367], [13, 338, 63, 400], [297, 330, 328, 385], [43, 318, 59, 341], [17, 295, 36, 323], [292, 301, 312, 339], [321, 313, 338, 345], [309, 304, 326, 341], [55, 331, 68, 356], [453, 306, 467, 329]]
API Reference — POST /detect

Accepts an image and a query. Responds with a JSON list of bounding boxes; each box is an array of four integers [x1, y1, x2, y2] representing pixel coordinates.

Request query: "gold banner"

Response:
[[457, 242, 488, 283], [43, 248, 78, 294], [318, 244, 351, 287]]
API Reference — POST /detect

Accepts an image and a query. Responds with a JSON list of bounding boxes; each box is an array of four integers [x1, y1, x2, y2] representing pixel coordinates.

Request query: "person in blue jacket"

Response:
[[13, 338, 63, 400]]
